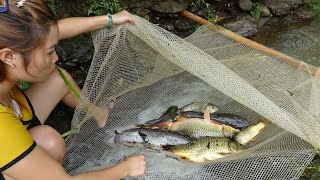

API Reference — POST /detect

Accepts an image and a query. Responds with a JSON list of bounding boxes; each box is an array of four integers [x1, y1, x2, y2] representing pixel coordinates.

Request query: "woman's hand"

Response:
[[93, 106, 110, 128], [111, 10, 134, 25], [119, 155, 146, 177]]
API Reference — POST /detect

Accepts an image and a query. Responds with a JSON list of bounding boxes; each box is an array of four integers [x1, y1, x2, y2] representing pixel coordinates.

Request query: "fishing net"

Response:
[[63, 15, 319, 179]]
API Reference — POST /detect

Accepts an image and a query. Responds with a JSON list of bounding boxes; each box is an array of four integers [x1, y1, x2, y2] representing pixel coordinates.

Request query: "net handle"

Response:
[[181, 10, 319, 76]]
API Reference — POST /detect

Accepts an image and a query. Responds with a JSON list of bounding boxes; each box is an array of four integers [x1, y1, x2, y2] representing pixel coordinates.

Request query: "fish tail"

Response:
[[261, 118, 272, 126], [162, 145, 174, 151], [114, 134, 121, 143]]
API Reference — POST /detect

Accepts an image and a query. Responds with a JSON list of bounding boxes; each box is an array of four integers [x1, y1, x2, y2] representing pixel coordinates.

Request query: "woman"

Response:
[[0, 0, 146, 179]]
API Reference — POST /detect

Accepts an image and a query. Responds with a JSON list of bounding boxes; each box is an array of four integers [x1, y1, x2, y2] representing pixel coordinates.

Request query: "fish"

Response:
[[163, 136, 245, 162], [143, 106, 179, 125], [176, 111, 250, 129], [210, 113, 250, 129], [159, 118, 240, 138], [178, 102, 219, 114], [114, 128, 194, 147], [234, 120, 269, 145]]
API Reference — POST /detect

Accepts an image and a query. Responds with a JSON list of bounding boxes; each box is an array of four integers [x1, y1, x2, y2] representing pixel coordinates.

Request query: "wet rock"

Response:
[[282, 6, 316, 23], [69, 69, 88, 88], [124, 1, 153, 17], [174, 18, 194, 32], [293, 5, 316, 21], [238, 0, 253, 12], [196, 8, 208, 18], [262, 0, 303, 16], [151, 0, 188, 13], [256, 2, 271, 17], [257, 17, 272, 29], [161, 22, 176, 31], [131, 7, 151, 17], [219, 13, 258, 37], [56, 36, 94, 67]]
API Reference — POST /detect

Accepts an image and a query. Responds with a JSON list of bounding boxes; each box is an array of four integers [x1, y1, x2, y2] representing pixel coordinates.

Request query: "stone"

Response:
[[262, 0, 302, 16], [219, 13, 258, 37], [257, 2, 271, 17], [151, 0, 188, 13], [238, 0, 253, 11]]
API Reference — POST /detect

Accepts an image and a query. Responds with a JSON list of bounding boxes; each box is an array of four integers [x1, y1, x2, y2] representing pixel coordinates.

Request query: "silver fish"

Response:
[[178, 102, 219, 113], [114, 128, 194, 147]]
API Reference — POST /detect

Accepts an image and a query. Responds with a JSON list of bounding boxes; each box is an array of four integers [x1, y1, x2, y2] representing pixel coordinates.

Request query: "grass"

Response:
[[304, 0, 320, 15], [303, 152, 320, 178], [250, 3, 261, 20], [87, 0, 122, 16], [191, 0, 205, 8], [44, 0, 60, 15]]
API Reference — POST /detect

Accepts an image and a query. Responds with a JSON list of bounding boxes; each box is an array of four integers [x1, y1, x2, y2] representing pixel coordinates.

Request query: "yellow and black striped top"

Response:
[[0, 86, 37, 172]]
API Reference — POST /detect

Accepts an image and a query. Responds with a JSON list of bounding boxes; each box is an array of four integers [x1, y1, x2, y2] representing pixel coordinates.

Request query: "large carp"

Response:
[[163, 136, 245, 162], [159, 118, 240, 138]]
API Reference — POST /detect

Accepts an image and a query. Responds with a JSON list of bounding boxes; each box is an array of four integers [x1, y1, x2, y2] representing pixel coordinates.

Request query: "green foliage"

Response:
[[194, 24, 201, 31], [45, 0, 57, 15], [306, 162, 320, 174], [304, 0, 320, 14], [191, 0, 205, 8], [206, 9, 214, 23], [87, 0, 122, 16], [250, 3, 261, 20]]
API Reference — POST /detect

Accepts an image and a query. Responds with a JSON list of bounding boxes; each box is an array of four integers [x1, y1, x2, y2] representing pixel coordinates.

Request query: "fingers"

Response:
[[112, 10, 134, 25], [124, 154, 146, 177], [95, 107, 109, 128]]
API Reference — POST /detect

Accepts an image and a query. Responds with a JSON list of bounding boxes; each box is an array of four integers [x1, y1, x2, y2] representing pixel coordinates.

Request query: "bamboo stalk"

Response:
[[181, 10, 319, 76]]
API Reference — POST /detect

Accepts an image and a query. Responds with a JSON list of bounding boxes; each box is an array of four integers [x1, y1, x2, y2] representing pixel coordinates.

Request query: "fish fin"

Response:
[[158, 122, 173, 129], [204, 153, 225, 161], [209, 120, 223, 125], [219, 153, 231, 156], [250, 136, 259, 142], [260, 118, 272, 126], [162, 145, 173, 151], [134, 124, 144, 128], [144, 144, 155, 149], [138, 132, 148, 142], [189, 155, 206, 163], [203, 107, 211, 122], [176, 116, 187, 122]]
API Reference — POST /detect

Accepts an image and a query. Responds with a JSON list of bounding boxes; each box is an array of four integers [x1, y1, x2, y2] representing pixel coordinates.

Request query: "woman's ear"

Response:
[[0, 48, 15, 66]]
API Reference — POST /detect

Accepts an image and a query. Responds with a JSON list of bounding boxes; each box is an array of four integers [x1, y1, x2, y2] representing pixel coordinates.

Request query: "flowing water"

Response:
[[252, 17, 320, 67], [253, 16, 320, 180]]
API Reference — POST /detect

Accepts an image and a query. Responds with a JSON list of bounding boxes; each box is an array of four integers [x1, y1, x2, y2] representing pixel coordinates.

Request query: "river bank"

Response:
[[44, 1, 320, 179]]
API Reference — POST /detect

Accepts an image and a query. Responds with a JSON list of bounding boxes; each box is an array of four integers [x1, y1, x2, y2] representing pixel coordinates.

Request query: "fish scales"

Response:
[[164, 137, 245, 162], [114, 128, 194, 146], [178, 111, 250, 129], [179, 102, 219, 113], [166, 118, 239, 138], [235, 121, 267, 145]]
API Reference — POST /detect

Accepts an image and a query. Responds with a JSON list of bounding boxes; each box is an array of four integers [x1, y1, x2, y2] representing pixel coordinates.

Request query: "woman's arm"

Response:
[[3, 146, 146, 180], [58, 10, 134, 40]]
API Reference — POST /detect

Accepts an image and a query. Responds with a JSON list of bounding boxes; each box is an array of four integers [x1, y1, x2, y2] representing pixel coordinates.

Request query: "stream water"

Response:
[[253, 17, 320, 179], [252, 16, 320, 67]]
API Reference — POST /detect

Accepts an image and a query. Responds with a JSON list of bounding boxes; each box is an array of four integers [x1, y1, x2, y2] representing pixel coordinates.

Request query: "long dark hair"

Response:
[[0, 0, 57, 81]]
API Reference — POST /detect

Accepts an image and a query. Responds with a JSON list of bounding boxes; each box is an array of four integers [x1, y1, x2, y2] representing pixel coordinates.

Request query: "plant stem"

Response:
[[56, 65, 81, 137]]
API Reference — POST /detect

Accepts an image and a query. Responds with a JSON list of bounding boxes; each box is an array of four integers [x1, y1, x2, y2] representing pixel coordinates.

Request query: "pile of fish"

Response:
[[114, 102, 269, 163]]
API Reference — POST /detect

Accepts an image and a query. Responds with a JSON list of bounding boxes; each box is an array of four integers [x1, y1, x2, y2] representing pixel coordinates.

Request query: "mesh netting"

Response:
[[63, 15, 319, 179]]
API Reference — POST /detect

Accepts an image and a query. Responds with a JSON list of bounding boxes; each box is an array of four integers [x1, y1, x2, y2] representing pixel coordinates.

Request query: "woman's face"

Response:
[[21, 25, 59, 82]]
